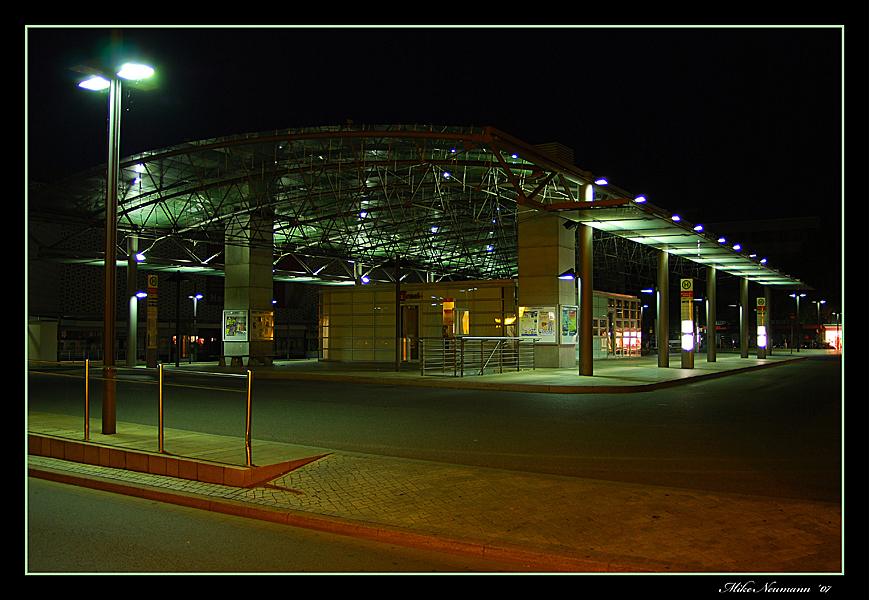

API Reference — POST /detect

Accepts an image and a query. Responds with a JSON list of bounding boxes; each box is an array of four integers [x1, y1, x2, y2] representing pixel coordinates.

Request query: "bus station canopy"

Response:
[[28, 123, 811, 290]]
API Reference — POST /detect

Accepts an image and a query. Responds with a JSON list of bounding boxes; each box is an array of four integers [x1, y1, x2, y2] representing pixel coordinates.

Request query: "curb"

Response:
[[28, 463, 704, 573], [250, 356, 811, 394]]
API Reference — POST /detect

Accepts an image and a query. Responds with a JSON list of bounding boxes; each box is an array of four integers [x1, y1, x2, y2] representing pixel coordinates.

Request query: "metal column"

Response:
[[127, 234, 138, 367], [657, 250, 669, 368], [101, 75, 122, 435], [740, 278, 749, 358], [578, 224, 593, 376], [706, 266, 716, 362]]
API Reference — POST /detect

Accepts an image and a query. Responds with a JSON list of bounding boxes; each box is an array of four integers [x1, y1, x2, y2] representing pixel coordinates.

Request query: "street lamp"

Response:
[[813, 299, 826, 347], [789, 292, 806, 352], [189, 293, 203, 363], [75, 41, 155, 434]]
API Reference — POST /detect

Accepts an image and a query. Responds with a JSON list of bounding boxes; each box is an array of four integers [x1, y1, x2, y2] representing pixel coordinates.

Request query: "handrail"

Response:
[[28, 360, 253, 465], [419, 337, 537, 377]]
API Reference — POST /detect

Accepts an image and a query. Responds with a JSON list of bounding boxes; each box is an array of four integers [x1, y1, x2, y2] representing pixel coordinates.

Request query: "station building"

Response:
[[28, 124, 815, 375]]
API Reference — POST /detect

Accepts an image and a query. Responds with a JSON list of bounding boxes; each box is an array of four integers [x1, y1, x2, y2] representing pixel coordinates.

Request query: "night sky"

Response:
[[26, 25, 843, 294]]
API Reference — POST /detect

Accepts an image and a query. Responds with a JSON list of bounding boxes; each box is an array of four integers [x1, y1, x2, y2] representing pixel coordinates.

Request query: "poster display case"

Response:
[[222, 310, 248, 342]]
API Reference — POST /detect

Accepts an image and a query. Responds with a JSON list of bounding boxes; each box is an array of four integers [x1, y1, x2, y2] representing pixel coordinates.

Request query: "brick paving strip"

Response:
[[28, 452, 841, 573]]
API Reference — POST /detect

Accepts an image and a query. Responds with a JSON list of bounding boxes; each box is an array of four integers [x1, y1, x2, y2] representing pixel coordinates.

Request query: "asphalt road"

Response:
[[26, 478, 542, 573], [27, 354, 842, 503]]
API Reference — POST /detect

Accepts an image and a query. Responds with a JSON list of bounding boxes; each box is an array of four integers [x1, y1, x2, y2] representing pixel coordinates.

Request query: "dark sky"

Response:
[[27, 25, 842, 229]]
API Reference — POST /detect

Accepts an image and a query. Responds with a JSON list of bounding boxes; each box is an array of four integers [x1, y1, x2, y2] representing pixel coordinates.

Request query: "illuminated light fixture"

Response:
[[431, 225, 439, 233], [594, 177, 608, 185], [672, 214, 681, 222], [135, 252, 146, 262], [78, 76, 110, 91], [79, 63, 155, 92], [134, 164, 146, 173], [360, 275, 370, 284], [135, 291, 148, 299], [757, 325, 767, 348], [681, 320, 695, 352], [634, 195, 647, 203], [760, 257, 768, 264], [486, 245, 494, 252], [718, 236, 727, 244], [511, 153, 519, 159], [117, 63, 154, 81], [443, 171, 451, 178], [733, 243, 742, 251], [640, 288, 654, 294], [558, 268, 577, 281], [693, 224, 704, 232]]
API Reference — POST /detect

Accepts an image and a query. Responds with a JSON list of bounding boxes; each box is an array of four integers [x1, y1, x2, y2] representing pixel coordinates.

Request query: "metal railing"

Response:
[[419, 337, 537, 377], [27, 360, 256, 467]]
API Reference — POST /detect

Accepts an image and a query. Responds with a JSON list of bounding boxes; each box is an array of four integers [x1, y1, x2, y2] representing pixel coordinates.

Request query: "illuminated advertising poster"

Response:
[[251, 310, 275, 341], [538, 310, 556, 338], [222, 310, 248, 342], [519, 308, 538, 338], [561, 305, 578, 344], [520, 307, 557, 343]]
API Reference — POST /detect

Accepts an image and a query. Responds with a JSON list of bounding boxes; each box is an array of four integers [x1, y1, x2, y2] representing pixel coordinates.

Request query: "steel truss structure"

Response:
[[29, 123, 810, 290]]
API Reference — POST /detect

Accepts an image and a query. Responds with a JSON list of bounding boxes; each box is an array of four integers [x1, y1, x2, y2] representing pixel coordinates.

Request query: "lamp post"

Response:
[[75, 38, 155, 434], [189, 293, 203, 363], [813, 299, 826, 347], [789, 292, 806, 352]]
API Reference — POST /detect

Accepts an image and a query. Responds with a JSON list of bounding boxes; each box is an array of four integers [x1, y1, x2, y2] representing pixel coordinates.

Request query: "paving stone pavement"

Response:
[[27, 445, 842, 574]]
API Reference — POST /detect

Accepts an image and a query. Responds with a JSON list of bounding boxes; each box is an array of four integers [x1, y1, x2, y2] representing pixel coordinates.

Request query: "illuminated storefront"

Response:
[[319, 280, 641, 363]]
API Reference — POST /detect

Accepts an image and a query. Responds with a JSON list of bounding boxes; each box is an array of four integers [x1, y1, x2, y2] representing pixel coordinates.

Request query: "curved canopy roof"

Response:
[[28, 123, 811, 289]]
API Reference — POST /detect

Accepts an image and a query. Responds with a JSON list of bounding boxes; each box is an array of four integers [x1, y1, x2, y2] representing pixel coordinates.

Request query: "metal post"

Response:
[[127, 234, 138, 367], [175, 272, 182, 367], [706, 266, 717, 362], [158, 363, 164, 453], [766, 287, 772, 355], [245, 370, 253, 467], [740, 278, 749, 358], [102, 75, 122, 435], [578, 224, 593, 376], [84, 359, 90, 441], [657, 250, 669, 368], [395, 257, 401, 372]]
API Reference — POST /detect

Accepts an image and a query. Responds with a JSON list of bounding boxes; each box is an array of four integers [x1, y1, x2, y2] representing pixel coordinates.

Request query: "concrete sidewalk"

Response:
[[26, 351, 842, 573], [175, 349, 818, 393]]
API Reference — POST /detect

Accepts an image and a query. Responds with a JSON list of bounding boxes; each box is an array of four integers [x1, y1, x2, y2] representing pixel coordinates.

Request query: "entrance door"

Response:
[[402, 304, 419, 360]]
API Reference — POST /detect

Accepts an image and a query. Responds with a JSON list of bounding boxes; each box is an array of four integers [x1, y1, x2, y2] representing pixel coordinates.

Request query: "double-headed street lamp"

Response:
[[812, 299, 826, 347], [789, 292, 806, 353], [75, 40, 155, 434]]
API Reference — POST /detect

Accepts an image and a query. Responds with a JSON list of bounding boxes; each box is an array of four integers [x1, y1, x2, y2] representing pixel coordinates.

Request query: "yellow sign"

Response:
[[680, 279, 693, 321]]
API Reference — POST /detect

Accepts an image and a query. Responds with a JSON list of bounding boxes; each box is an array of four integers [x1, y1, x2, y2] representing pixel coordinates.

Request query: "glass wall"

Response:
[[590, 291, 642, 359]]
